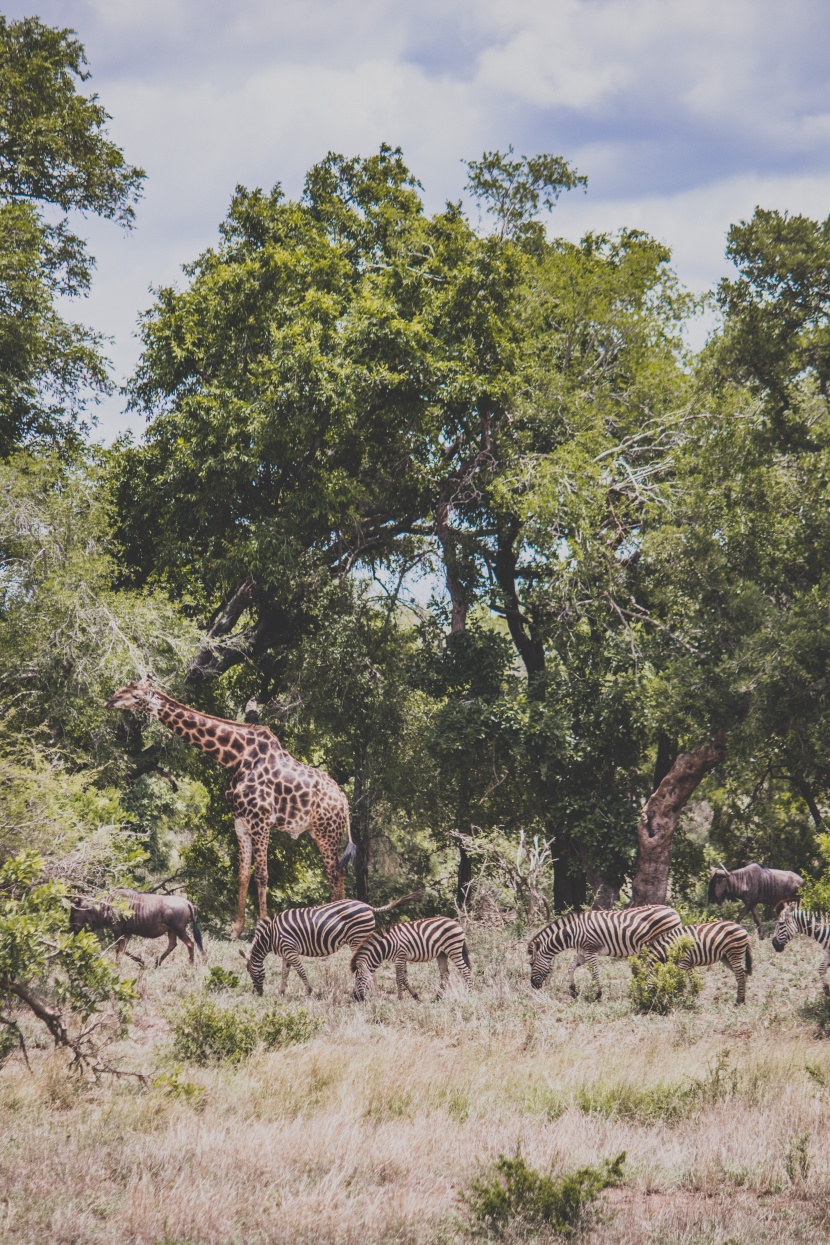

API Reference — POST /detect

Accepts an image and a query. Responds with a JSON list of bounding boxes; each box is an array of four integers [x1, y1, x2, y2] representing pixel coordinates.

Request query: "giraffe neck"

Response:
[[145, 690, 281, 767]]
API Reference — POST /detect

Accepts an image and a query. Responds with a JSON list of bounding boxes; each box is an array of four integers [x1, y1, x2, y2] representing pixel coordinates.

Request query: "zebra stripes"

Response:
[[648, 921, 752, 1004], [351, 916, 471, 1001], [772, 903, 830, 995], [528, 905, 682, 999], [243, 893, 421, 995]]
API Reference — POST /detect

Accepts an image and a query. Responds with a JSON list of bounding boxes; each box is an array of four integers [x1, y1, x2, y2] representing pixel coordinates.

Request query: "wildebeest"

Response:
[[69, 889, 205, 967], [707, 863, 802, 937]]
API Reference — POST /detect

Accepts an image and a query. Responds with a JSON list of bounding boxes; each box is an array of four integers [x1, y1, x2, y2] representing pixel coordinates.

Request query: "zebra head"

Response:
[[527, 918, 573, 989], [240, 920, 271, 994], [350, 932, 384, 1001], [772, 902, 798, 952]]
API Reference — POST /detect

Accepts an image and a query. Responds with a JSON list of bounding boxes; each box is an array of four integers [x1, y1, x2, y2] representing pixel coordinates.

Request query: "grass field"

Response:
[[3, 921, 830, 1244]]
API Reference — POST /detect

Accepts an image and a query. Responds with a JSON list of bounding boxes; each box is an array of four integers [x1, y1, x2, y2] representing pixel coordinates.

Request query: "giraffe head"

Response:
[[105, 678, 163, 713]]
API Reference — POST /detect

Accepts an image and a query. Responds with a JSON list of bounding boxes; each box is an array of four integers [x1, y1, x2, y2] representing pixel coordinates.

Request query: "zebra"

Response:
[[351, 916, 471, 1001], [527, 905, 682, 999], [647, 921, 753, 1004], [241, 892, 422, 996], [707, 864, 802, 937], [772, 903, 830, 995]]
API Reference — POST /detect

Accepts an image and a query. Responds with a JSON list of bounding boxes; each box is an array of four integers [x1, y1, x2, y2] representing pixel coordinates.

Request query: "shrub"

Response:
[[800, 833, 830, 912], [172, 997, 258, 1065], [152, 1066, 206, 1109], [628, 937, 702, 1014], [784, 1133, 811, 1183], [259, 1003, 321, 1050], [204, 966, 240, 993], [461, 1149, 625, 1238]]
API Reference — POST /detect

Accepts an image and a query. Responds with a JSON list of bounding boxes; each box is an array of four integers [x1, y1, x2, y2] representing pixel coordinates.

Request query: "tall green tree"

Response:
[[0, 17, 144, 454]]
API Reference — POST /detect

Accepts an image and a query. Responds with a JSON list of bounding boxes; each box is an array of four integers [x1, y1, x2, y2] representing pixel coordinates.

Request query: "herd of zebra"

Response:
[[69, 864, 830, 1006]]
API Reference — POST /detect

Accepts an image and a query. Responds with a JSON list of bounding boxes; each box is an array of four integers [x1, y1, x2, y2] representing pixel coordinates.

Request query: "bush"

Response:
[[628, 937, 702, 1015], [171, 997, 259, 1065], [204, 966, 240, 993], [461, 1149, 625, 1239], [259, 1003, 321, 1049], [801, 833, 830, 912]]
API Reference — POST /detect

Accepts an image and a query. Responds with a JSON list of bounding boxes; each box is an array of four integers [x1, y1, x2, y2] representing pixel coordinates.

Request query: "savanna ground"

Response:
[[3, 920, 830, 1245]]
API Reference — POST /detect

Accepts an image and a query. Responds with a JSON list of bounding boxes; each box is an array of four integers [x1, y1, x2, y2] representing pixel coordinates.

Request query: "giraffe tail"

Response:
[[338, 840, 357, 875]]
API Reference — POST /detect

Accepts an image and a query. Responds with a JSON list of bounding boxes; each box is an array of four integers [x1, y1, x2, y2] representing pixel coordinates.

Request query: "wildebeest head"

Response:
[[68, 897, 114, 934], [104, 678, 160, 712], [707, 866, 731, 905]]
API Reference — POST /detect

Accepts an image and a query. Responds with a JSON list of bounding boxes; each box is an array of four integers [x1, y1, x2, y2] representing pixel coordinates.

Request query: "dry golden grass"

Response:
[[3, 923, 830, 1243]]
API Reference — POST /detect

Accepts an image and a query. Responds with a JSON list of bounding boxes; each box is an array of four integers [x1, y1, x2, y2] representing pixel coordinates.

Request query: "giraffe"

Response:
[[105, 680, 355, 937]]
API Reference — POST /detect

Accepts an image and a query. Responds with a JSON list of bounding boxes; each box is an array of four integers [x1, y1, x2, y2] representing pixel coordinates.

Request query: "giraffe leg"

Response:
[[310, 822, 344, 902], [252, 832, 269, 922], [232, 819, 253, 938], [435, 952, 449, 999], [155, 931, 178, 967]]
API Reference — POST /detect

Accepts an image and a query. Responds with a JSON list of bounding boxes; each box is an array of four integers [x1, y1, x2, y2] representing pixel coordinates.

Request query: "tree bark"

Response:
[[493, 518, 546, 681], [436, 487, 470, 634], [352, 761, 371, 903], [789, 774, 825, 831], [588, 867, 619, 910], [630, 730, 726, 906], [185, 578, 259, 685], [552, 834, 587, 912]]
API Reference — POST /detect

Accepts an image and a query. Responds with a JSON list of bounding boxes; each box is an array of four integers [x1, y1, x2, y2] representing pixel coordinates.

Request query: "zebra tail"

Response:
[[461, 941, 471, 969], [372, 889, 425, 914], [189, 903, 204, 954], [338, 840, 357, 875], [745, 945, 752, 976]]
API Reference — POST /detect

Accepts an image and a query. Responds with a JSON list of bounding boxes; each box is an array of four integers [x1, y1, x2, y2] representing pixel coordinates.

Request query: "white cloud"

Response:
[[7, 0, 830, 438]]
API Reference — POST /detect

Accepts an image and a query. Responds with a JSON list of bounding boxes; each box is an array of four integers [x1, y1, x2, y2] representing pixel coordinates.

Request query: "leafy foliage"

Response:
[[171, 995, 321, 1064], [628, 937, 703, 1014], [461, 1148, 625, 1238]]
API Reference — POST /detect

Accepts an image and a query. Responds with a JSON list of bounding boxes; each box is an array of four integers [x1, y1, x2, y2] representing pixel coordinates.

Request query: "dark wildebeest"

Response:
[[69, 889, 205, 967], [707, 864, 802, 938]]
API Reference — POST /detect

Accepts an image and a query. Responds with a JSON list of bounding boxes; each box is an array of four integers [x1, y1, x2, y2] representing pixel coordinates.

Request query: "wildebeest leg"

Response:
[[434, 952, 449, 1000], [568, 951, 586, 998], [178, 929, 196, 964], [820, 950, 830, 997], [397, 956, 418, 1001], [739, 903, 764, 938], [155, 931, 178, 967], [116, 936, 145, 967]]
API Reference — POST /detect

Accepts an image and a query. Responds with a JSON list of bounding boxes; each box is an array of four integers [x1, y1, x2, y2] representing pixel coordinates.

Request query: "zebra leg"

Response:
[[434, 952, 449, 1000], [588, 953, 602, 1001], [568, 952, 586, 998], [158, 931, 180, 966], [451, 948, 472, 988], [820, 950, 830, 997], [397, 956, 418, 1001], [722, 949, 746, 1003], [286, 950, 316, 997], [279, 957, 291, 996]]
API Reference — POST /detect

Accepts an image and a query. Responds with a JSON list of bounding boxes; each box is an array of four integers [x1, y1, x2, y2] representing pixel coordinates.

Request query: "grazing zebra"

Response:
[[242, 892, 422, 995], [648, 921, 753, 1004], [708, 864, 802, 937], [351, 916, 471, 1001], [772, 903, 830, 995], [527, 905, 682, 999]]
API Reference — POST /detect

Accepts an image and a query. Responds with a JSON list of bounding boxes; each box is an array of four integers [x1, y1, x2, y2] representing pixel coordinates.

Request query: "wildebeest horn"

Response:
[[718, 862, 728, 872]]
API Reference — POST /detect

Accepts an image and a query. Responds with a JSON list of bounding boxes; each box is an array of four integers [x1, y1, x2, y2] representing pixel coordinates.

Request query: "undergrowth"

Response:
[[461, 1148, 625, 1239], [628, 936, 702, 1014], [171, 995, 320, 1064]]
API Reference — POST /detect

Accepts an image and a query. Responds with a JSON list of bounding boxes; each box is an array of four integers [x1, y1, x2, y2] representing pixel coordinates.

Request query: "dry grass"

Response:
[[3, 924, 830, 1243]]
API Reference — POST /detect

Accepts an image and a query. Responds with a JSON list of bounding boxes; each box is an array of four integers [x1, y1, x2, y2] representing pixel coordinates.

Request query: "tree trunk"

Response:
[[552, 835, 587, 912], [630, 731, 726, 906], [456, 842, 473, 910], [352, 762, 371, 903], [789, 774, 825, 831], [588, 867, 619, 910]]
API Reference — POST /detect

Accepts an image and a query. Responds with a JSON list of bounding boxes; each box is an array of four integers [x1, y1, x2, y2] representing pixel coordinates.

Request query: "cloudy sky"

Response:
[[10, 0, 830, 439]]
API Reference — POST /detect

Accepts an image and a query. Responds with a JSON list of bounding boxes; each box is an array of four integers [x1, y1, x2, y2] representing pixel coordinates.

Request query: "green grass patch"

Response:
[[628, 936, 703, 1014]]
